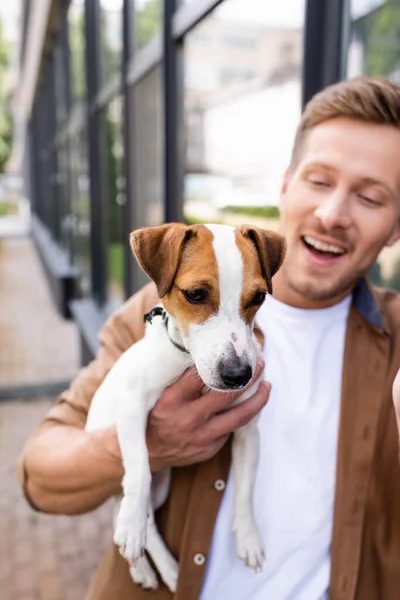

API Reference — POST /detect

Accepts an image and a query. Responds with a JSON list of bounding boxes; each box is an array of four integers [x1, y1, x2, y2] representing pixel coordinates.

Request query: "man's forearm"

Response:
[[20, 424, 124, 515]]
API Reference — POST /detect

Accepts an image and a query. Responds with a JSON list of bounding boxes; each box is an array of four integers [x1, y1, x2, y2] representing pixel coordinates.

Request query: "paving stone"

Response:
[[0, 397, 114, 599], [0, 237, 114, 599], [0, 238, 79, 388]]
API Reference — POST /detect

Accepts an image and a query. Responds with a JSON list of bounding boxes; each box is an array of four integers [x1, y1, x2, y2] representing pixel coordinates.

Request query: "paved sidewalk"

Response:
[[0, 398, 114, 600], [0, 237, 79, 390], [0, 235, 114, 599]]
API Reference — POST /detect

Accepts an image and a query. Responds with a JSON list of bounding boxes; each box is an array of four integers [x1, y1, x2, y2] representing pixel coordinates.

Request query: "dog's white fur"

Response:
[[85, 225, 267, 592]]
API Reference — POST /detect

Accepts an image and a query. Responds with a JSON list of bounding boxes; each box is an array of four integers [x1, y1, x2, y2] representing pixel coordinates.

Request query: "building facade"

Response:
[[15, 0, 400, 364]]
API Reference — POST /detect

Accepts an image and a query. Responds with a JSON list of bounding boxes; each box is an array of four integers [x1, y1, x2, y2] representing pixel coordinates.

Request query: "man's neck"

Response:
[[271, 270, 352, 310]]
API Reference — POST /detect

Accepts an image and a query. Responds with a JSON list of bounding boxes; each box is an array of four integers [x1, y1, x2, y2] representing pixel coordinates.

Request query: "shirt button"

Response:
[[193, 553, 206, 566], [214, 479, 226, 491]]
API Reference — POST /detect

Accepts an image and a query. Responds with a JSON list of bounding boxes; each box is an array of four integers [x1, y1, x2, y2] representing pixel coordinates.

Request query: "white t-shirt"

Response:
[[200, 294, 352, 600]]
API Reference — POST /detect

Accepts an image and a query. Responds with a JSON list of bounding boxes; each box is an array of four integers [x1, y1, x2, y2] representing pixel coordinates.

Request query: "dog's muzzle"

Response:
[[218, 359, 252, 389]]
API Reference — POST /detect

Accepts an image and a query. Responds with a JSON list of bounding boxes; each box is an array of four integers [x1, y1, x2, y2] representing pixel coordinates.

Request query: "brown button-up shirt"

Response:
[[18, 280, 400, 600]]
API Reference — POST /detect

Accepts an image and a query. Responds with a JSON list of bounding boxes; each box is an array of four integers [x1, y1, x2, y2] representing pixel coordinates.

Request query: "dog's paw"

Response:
[[234, 519, 265, 571], [130, 557, 159, 591], [114, 496, 147, 562], [158, 554, 179, 593]]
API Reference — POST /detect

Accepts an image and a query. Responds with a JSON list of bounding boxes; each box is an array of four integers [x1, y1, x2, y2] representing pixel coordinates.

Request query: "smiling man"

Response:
[[276, 111, 400, 307], [18, 76, 400, 600]]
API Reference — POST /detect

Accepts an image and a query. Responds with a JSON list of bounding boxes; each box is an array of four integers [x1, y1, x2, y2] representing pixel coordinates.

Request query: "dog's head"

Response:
[[130, 223, 286, 391]]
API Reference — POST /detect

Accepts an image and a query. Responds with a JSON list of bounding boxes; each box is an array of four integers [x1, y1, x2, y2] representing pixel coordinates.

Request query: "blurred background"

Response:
[[4, 0, 400, 364], [1, 0, 400, 598]]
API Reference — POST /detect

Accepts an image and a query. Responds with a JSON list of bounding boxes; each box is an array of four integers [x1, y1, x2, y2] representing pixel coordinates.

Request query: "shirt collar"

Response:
[[352, 278, 384, 330]]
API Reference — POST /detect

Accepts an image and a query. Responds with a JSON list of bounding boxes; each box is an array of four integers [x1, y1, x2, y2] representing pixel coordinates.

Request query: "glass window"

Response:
[[183, 0, 306, 229], [104, 96, 126, 306], [57, 143, 73, 255], [70, 129, 91, 297], [99, 0, 123, 84], [130, 65, 163, 228], [129, 64, 163, 290], [135, 0, 162, 50], [54, 41, 69, 130], [347, 0, 400, 291], [347, 0, 400, 81], [68, 0, 86, 106]]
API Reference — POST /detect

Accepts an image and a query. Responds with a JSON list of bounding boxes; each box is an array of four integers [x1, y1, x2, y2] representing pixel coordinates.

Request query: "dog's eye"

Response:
[[249, 291, 266, 307], [183, 289, 208, 304]]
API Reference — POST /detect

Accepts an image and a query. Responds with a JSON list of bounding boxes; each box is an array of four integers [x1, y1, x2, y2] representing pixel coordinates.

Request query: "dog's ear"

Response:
[[240, 225, 286, 294], [130, 223, 196, 298]]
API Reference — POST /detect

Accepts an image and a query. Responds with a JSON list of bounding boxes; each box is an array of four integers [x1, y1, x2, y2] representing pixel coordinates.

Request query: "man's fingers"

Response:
[[393, 367, 400, 408], [204, 380, 271, 437], [392, 368, 400, 429], [253, 358, 265, 381], [163, 366, 205, 405], [161, 357, 265, 410]]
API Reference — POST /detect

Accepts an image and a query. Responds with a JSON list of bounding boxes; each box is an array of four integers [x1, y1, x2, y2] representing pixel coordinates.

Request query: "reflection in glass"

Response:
[[56, 143, 72, 253], [68, 0, 86, 106], [135, 0, 162, 50], [54, 42, 69, 129], [129, 65, 163, 290], [183, 0, 305, 228], [347, 0, 400, 291], [70, 129, 91, 297], [100, 0, 123, 84], [348, 0, 400, 80], [105, 96, 126, 305], [131, 65, 163, 228]]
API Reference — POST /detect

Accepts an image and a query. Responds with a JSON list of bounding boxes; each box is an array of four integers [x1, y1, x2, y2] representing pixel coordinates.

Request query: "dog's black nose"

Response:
[[220, 363, 252, 389]]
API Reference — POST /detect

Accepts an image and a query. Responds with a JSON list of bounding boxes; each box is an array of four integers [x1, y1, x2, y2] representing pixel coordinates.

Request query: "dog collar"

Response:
[[144, 307, 190, 354]]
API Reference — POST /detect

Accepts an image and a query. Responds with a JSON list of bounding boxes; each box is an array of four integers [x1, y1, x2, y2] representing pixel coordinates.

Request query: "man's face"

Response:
[[278, 117, 400, 307]]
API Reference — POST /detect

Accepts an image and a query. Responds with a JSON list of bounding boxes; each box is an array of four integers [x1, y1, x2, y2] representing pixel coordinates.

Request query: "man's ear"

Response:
[[280, 169, 290, 196], [386, 219, 400, 248], [240, 225, 286, 294], [130, 223, 196, 297]]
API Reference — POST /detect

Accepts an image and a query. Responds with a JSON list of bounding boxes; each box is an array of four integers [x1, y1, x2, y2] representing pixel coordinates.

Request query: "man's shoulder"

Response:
[[122, 282, 160, 318], [99, 282, 160, 349], [371, 285, 400, 331]]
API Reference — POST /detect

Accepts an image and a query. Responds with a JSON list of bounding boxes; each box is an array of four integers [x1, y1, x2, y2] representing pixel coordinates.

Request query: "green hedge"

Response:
[[221, 205, 280, 219], [185, 215, 223, 226], [0, 202, 15, 216], [185, 206, 280, 226]]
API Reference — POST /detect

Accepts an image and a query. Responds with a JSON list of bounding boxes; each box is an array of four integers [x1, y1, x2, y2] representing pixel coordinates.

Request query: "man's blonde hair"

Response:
[[290, 76, 400, 168]]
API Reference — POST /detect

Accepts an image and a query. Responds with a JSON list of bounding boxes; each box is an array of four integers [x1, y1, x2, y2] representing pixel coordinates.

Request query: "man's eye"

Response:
[[310, 179, 328, 187], [249, 291, 266, 307], [182, 289, 208, 304], [359, 194, 382, 206]]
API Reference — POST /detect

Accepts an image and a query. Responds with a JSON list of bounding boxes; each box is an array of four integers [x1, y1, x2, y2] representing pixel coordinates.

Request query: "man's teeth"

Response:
[[303, 236, 345, 255]]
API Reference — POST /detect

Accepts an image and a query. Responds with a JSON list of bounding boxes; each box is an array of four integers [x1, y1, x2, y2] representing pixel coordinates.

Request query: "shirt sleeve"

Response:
[[17, 282, 159, 509]]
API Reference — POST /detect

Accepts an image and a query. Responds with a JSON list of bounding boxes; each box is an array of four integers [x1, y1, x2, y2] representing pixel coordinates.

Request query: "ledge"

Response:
[[69, 298, 108, 366], [0, 379, 71, 402], [31, 215, 80, 318]]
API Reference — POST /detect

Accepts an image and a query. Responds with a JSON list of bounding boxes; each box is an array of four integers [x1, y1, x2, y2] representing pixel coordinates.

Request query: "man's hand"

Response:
[[146, 359, 270, 471], [393, 367, 400, 433]]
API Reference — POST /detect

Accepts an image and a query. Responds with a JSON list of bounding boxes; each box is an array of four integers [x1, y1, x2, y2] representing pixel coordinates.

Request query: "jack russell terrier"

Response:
[[85, 222, 286, 592]]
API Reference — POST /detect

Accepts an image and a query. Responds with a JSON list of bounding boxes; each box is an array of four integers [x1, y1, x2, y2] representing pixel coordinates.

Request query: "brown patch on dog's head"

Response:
[[162, 225, 221, 336], [130, 223, 195, 298], [130, 224, 220, 335], [239, 225, 286, 294], [236, 226, 286, 323]]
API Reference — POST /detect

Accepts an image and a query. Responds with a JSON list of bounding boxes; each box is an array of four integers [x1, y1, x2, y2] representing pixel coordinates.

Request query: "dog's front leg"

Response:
[[114, 389, 151, 563], [232, 413, 264, 571]]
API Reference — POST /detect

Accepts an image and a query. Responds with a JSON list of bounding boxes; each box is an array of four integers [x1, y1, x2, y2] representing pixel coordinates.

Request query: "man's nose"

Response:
[[314, 190, 352, 230]]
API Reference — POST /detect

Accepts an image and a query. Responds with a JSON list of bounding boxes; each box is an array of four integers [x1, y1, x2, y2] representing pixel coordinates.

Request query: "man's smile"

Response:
[[300, 234, 349, 267]]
